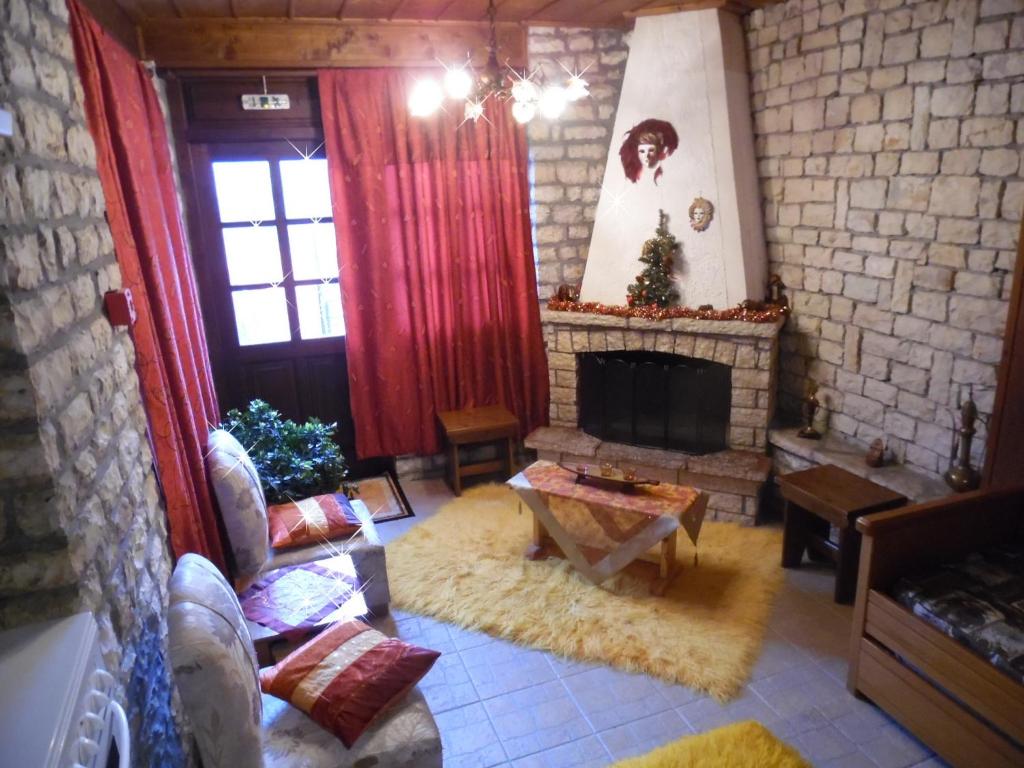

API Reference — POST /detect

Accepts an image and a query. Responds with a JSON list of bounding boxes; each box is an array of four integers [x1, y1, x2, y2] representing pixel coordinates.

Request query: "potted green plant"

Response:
[[219, 399, 354, 504]]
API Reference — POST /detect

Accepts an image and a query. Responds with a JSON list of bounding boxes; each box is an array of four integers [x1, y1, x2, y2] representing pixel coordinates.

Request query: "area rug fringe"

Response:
[[387, 485, 785, 700], [611, 721, 810, 767]]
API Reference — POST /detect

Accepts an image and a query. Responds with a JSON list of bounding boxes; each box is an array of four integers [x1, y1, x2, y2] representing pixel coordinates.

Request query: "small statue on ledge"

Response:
[[944, 387, 982, 493], [865, 438, 887, 468], [766, 274, 790, 313], [555, 283, 580, 302], [798, 381, 822, 440]]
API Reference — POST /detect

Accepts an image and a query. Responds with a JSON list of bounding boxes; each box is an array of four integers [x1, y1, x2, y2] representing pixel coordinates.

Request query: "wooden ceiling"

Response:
[[112, 0, 770, 29], [83, 0, 774, 70]]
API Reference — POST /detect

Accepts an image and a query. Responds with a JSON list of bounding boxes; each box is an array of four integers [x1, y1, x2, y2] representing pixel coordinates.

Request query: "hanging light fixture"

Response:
[[408, 0, 589, 124]]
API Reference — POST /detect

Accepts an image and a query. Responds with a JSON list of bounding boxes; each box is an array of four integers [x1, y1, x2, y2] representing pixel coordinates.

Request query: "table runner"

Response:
[[239, 554, 366, 640], [509, 461, 705, 586], [522, 461, 703, 547]]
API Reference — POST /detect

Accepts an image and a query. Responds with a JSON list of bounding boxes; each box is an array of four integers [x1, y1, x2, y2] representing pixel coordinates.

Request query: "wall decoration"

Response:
[[619, 118, 678, 185], [626, 209, 679, 308], [688, 196, 714, 232]]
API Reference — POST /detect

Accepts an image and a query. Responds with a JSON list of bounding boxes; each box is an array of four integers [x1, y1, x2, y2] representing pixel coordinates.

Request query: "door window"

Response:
[[211, 156, 344, 346]]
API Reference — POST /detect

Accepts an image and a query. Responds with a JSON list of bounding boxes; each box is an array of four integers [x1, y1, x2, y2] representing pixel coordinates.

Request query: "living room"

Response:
[[0, 0, 1022, 766]]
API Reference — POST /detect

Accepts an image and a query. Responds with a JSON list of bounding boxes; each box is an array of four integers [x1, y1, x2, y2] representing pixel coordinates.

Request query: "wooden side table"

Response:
[[778, 464, 906, 604], [437, 405, 518, 496]]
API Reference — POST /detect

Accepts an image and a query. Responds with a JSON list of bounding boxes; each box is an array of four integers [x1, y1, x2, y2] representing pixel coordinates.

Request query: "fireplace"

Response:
[[578, 351, 731, 454], [528, 309, 783, 523]]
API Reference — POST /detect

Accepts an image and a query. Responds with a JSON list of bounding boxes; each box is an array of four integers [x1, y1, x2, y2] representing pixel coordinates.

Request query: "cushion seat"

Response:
[[260, 613, 442, 768], [891, 545, 1024, 685]]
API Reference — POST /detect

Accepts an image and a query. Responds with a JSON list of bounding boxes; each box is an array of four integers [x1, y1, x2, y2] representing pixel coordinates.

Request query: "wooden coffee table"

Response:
[[507, 461, 708, 596], [779, 464, 907, 604]]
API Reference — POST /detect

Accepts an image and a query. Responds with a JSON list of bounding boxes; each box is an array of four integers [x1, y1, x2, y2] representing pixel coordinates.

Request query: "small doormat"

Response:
[[612, 721, 809, 768], [351, 474, 414, 524], [387, 485, 785, 701]]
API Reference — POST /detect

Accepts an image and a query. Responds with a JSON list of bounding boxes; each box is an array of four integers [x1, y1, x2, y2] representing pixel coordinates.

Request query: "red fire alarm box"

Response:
[[104, 289, 137, 327]]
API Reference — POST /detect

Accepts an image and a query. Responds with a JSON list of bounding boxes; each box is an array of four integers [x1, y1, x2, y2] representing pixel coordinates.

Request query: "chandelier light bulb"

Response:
[[408, 78, 443, 117], [565, 75, 589, 102], [510, 77, 540, 105], [444, 66, 474, 100], [512, 100, 537, 124], [464, 100, 485, 122], [539, 85, 568, 120]]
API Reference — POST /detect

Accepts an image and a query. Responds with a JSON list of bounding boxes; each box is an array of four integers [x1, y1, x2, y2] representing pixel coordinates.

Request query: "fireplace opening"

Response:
[[578, 351, 731, 454]]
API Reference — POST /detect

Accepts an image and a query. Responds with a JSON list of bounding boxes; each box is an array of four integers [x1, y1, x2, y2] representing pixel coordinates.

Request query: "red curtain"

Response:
[[318, 69, 549, 458], [70, 0, 227, 570]]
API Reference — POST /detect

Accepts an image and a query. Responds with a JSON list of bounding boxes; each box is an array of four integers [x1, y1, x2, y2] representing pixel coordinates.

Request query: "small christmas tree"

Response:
[[626, 209, 680, 308]]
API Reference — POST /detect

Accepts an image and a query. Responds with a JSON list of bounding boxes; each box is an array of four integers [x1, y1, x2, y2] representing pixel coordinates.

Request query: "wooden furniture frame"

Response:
[[779, 465, 906, 604], [848, 486, 1024, 768], [437, 405, 518, 496]]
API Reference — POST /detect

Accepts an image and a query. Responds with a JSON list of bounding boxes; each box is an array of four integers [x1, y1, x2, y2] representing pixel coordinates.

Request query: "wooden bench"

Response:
[[437, 405, 518, 496]]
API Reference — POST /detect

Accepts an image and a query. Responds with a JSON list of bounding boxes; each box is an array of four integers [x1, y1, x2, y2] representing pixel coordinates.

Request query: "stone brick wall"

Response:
[[528, 26, 629, 299], [745, 0, 1023, 477], [1, 1, 188, 764]]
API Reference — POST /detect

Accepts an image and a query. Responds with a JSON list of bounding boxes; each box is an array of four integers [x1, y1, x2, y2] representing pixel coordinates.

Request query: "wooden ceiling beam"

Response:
[[139, 17, 528, 69]]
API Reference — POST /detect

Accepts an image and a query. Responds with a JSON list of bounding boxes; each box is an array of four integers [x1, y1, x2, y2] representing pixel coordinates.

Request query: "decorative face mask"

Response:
[[688, 197, 714, 232], [638, 143, 659, 168]]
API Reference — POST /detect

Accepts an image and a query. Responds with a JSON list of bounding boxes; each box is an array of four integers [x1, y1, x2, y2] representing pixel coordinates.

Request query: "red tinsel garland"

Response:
[[546, 299, 785, 323]]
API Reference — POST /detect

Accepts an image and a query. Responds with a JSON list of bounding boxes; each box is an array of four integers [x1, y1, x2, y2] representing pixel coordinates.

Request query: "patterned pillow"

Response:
[[267, 493, 362, 549], [259, 620, 440, 748]]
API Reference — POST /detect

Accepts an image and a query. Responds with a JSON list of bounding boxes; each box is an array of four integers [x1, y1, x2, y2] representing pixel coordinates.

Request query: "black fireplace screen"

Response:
[[578, 351, 731, 454]]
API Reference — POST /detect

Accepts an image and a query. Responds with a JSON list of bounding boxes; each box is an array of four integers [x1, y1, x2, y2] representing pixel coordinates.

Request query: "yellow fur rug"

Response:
[[612, 721, 809, 767], [387, 485, 784, 700]]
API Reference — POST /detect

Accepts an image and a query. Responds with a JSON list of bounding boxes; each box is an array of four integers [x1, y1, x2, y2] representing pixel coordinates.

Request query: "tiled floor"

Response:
[[376, 477, 948, 768]]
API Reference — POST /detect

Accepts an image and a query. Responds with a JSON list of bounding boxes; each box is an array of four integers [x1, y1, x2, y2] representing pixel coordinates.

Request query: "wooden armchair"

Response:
[[848, 485, 1024, 768]]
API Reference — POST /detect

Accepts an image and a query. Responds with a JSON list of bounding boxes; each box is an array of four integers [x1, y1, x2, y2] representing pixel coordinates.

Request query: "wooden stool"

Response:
[[437, 405, 518, 496], [778, 464, 906, 604]]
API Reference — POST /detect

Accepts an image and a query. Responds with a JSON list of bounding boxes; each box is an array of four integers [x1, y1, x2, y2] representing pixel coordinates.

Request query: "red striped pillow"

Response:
[[259, 620, 440, 747], [267, 493, 361, 549]]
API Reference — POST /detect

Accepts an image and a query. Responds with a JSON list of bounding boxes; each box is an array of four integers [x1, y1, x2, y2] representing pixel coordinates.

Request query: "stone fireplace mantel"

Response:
[[532, 309, 783, 523], [540, 309, 783, 452]]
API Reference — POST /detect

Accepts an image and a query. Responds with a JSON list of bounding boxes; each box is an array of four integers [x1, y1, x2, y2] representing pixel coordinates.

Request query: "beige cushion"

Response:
[[207, 429, 270, 580], [167, 554, 264, 768]]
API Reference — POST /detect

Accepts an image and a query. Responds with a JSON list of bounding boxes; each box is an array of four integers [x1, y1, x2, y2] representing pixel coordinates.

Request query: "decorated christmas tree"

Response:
[[626, 209, 680, 308]]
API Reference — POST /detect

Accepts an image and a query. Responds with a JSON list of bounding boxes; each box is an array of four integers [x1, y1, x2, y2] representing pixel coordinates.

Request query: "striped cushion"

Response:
[[259, 620, 440, 748], [267, 493, 361, 549]]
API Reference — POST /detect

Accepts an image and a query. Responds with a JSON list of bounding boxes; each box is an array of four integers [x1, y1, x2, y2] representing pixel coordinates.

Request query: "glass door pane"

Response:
[[222, 225, 284, 286], [231, 287, 291, 346], [212, 161, 275, 223], [288, 222, 338, 281], [296, 283, 345, 339], [280, 158, 332, 220]]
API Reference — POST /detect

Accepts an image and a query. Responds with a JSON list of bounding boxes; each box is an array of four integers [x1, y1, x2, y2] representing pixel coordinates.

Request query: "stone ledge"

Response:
[[540, 309, 785, 340], [769, 427, 950, 504], [525, 427, 771, 524]]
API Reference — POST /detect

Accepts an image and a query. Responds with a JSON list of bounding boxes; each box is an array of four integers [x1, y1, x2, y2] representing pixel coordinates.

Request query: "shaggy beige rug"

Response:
[[387, 485, 785, 700]]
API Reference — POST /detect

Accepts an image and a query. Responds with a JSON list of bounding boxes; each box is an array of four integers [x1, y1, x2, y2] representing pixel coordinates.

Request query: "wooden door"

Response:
[[166, 73, 386, 476]]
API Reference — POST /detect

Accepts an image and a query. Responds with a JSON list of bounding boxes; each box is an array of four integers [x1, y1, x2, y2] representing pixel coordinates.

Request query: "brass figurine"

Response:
[[944, 387, 982, 493], [798, 381, 822, 440]]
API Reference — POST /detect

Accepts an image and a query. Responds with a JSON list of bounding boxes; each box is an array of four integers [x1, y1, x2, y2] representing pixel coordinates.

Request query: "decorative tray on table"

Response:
[[557, 463, 660, 492]]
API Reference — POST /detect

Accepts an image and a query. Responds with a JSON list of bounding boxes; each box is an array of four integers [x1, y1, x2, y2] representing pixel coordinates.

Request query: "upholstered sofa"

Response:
[[848, 486, 1024, 768], [168, 553, 442, 768], [206, 428, 390, 614]]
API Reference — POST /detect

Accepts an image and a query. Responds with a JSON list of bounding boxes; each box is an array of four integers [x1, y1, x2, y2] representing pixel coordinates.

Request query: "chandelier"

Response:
[[407, 0, 589, 124]]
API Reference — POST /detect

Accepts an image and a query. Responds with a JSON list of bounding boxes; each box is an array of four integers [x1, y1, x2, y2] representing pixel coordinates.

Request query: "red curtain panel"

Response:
[[318, 69, 550, 458], [69, 0, 227, 570]]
